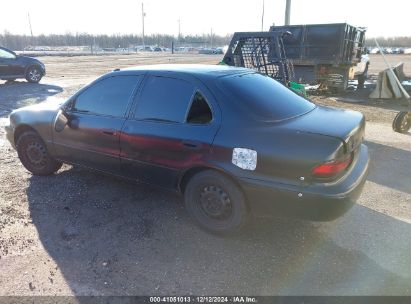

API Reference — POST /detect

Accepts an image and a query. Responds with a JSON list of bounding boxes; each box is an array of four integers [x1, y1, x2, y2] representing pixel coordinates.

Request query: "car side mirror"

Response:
[[54, 109, 70, 132]]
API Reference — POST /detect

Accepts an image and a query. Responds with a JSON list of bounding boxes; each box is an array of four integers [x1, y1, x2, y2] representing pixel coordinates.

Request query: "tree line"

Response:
[[0, 31, 232, 51], [365, 37, 411, 48], [2, 31, 411, 51]]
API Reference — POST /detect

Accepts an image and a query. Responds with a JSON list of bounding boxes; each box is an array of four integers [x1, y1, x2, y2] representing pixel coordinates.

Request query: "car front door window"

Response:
[[74, 76, 141, 117]]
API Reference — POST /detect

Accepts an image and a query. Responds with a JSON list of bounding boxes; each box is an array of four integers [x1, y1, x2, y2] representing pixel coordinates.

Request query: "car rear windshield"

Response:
[[218, 73, 315, 121]]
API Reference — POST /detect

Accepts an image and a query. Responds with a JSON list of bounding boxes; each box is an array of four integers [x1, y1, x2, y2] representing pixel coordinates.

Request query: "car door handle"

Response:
[[182, 140, 200, 149], [101, 129, 117, 136]]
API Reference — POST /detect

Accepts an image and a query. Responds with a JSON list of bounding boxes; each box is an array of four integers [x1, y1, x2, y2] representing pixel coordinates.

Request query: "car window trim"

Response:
[[71, 74, 143, 118], [139, 117, 180, 124], [124, 73, 147, 118], [127, 74, 147, 120]]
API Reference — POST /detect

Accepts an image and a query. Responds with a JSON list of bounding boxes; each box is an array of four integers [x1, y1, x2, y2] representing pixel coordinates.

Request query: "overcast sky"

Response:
[[1, 0, 410, 38]]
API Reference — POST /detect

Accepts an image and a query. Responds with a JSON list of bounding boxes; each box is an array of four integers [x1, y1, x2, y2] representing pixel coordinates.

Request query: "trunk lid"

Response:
[[281, 105, 365, 153]]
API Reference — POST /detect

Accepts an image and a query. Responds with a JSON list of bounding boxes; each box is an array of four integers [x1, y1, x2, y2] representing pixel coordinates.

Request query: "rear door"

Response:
[[120, 73, 221, 190], [53, 75, 143, 173]]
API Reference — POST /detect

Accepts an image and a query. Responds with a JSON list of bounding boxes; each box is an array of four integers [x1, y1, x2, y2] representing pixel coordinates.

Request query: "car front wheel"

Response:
[[25, 66, 43, 83], [16, 131, 62, 175], [184, 170, 249, 235]]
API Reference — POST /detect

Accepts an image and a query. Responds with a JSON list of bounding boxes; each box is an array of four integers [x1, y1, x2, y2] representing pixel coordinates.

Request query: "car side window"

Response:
[[134, 76, 194, 123], [186, 92, 212, 124], [74, 75, 141, 117], [0, 48, 16, 59]]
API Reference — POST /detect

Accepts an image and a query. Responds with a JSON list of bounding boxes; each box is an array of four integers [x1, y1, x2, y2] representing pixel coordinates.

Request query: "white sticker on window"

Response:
[[232, 148, 257, 170]]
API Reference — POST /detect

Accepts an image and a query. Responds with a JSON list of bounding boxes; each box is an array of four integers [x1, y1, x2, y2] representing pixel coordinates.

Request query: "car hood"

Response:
[[19, 55, 37, 60], [17, 55, 45, 67], [10, 97, 65, 129], [281, 105, 365, 152], [13, 97, 64, 113]]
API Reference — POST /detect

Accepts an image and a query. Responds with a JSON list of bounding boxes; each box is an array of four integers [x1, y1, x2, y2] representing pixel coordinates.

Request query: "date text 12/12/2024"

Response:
[[149, 296, 257, 303]]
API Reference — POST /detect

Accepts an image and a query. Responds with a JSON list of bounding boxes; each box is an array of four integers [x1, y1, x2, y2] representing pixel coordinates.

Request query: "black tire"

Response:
[[184, 170, 249, 235], [25, 66, 43, 83], [392, 111, 411, 133], [16, 131, 62, 175]]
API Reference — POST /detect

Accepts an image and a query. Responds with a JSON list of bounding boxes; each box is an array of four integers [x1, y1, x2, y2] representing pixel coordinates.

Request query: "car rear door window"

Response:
[[134, 76, 194, 123], [74, 76, 141, 117]]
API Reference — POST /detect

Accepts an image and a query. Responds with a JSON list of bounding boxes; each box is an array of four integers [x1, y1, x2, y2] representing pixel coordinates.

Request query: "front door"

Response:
[[53, 75, 143, 173]]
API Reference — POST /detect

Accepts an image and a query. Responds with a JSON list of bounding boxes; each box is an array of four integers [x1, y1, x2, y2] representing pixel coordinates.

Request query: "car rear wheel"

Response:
[[16, 131, 62, 175], [184, 170, 249, 235], [25, 66, 42, 83], [392, 111, 411, 133]]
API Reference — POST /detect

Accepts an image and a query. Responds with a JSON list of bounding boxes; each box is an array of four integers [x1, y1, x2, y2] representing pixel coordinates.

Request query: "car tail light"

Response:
[[311, 154, 353, 179]]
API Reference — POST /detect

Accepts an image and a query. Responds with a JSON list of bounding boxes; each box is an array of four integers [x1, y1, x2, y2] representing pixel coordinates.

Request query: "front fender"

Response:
[[8, 99, 62, 154]]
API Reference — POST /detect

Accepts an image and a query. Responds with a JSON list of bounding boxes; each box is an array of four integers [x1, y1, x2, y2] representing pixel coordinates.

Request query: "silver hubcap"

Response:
[[26, 141, 47, 167], [401, 113, 411, 130], [29, 68, 41, 82]]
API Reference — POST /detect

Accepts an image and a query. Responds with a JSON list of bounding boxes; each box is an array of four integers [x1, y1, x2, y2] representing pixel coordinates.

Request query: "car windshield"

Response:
[[218, 73, 315, 121]]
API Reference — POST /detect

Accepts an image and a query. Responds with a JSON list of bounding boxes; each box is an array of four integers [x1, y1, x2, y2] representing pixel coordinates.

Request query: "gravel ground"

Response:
[[0, 53, 410, 296]]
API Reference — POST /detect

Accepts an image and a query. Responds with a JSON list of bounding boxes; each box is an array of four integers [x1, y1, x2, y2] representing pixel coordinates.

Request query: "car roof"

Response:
[[0, 46, 13, 52], [113, 64, 251, 79]]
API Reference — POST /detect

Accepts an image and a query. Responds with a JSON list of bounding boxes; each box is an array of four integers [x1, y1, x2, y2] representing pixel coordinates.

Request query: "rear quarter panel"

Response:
[[211, 123, 344, 187]]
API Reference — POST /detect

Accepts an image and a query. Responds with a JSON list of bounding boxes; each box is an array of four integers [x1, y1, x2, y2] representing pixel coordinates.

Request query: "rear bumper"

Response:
[[239, 144, 370, 221]]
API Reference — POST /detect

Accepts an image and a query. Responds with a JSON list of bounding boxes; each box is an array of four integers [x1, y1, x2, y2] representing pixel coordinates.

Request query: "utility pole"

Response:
[[261, 0, 265, 31], [142, 2, 145, 47], [178, 18, 181, 40], [210, 28, 213, 48], [27, 12, 33, 37], [285, 0, 291, 25]]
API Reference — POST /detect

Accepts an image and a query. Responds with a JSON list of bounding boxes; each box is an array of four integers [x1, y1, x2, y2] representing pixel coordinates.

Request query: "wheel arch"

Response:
[[14, 124, 38, 145], [24, 64, 43, 76], [178, 165, 246, 198]]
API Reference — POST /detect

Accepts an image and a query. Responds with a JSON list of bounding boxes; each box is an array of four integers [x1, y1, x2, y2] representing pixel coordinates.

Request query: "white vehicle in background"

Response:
[[370, 48, 380, 54], [385, 48, 393, 54]]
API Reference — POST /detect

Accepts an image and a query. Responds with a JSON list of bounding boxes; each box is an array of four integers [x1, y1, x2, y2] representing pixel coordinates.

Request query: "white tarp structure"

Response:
[[369, 63, 410, 99]]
